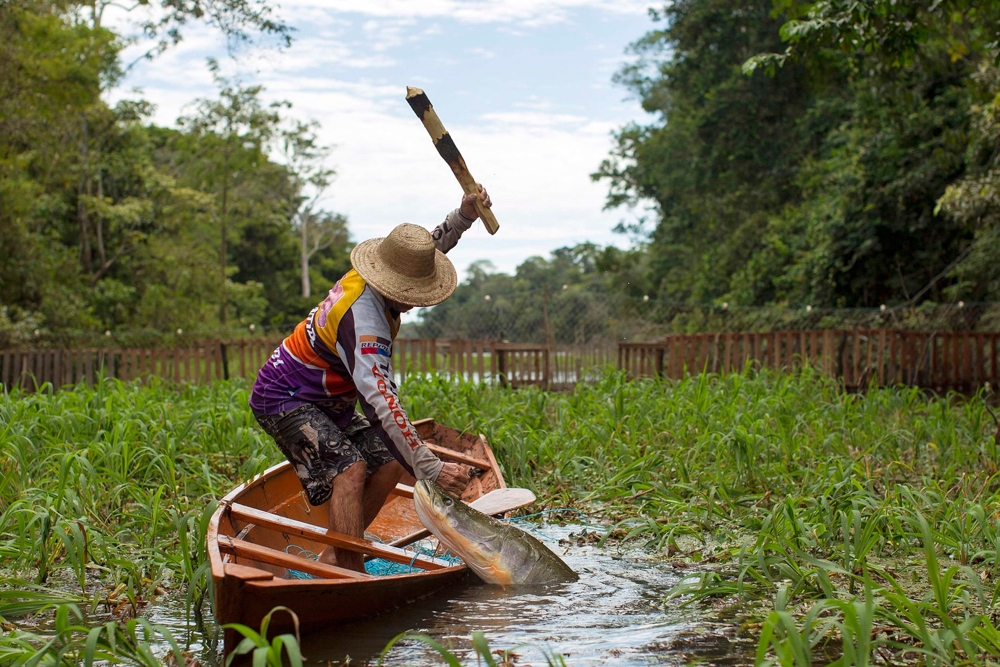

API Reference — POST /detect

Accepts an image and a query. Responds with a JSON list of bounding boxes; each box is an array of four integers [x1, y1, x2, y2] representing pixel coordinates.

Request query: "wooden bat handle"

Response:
[[405, 86, 499, 235]]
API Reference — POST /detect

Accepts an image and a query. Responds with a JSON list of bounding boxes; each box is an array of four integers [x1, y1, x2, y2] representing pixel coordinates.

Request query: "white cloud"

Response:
[[469, 47, 496, 59], [102, 0, 649, 280], [479, 111, 590, 127], [278, 0, 652, 26], [248, 87, 634, 275], [514, 97, 555, 111]]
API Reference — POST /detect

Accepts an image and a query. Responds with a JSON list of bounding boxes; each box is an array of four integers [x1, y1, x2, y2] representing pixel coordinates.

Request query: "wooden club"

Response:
[[405, 86, 499, 235]]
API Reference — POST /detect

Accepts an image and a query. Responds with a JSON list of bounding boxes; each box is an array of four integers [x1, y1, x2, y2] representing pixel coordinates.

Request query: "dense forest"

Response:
[[596, 0, 1000, 310], [421, 0, 1000, 340], [0, 0, 350, 347], [2, 0, 1000, 346]]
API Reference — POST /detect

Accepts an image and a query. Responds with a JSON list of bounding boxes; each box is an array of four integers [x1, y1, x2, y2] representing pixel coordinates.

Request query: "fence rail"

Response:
[[391, 339, 616, 388], [0, 340, 283, 393], [2, 330, 997, 393], [619, 330, 1000, 392], [0, 338, 616, 392]]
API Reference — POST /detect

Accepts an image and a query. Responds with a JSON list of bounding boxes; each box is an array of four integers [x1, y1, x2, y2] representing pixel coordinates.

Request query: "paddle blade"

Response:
[[468, 488, 536, 516]]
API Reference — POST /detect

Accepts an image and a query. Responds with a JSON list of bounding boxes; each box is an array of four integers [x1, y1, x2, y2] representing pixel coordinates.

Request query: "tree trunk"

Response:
[[300, 215, 311, 298], [95, 173, 107, 267], [220, 149, 229, 325], [78, 114, 92, 273], [78, 181, 92, 273]]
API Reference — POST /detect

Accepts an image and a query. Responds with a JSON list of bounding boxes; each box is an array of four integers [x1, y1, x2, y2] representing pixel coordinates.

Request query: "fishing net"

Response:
[[364, 539, 463, 576], [284, 545, 320, 580]]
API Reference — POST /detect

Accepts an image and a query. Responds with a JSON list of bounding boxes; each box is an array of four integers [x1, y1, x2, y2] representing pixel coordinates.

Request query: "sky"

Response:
[[106, 0, 658, 281]]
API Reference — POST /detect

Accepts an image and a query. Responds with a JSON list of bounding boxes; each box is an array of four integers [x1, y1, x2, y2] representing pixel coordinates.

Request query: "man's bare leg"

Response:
[[362, 460, 404, 528], [319, 461, 366, 571]]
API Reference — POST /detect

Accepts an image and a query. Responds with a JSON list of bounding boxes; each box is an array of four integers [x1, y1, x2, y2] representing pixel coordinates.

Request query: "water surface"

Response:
[[150, 524, 752, 665]]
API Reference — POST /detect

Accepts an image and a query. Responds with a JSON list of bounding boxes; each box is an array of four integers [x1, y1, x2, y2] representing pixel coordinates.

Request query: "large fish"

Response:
[[413, 479, 579, 585]]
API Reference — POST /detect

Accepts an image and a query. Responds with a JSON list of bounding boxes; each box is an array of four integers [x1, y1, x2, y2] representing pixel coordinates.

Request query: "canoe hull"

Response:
[[208, 418, 506, 650], [216, 563, 471, 644]]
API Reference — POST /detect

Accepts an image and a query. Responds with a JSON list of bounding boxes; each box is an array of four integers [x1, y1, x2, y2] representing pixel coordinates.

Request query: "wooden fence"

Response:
[[0, 339, 283, 392], [390, 339, 616, 389], [5, 330, 996, 394], [0, 338, 617, 392], [619, 330, 1000, 392]]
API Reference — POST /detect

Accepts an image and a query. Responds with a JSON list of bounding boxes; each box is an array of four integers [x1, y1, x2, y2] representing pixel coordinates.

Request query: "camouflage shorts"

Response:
[[253, 404, 396, 506]]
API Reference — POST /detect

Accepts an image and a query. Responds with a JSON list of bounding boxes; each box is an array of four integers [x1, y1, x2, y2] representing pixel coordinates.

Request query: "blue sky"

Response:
[[107, 0, 658, 279]]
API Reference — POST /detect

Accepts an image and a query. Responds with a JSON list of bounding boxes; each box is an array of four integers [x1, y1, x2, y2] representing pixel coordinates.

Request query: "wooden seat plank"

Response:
[[392, 483, 414, 499], [229, 503, 452, 571], [224, 563, 274, 581], [218, 536, 371, 580], [423, 443, 491, 470]]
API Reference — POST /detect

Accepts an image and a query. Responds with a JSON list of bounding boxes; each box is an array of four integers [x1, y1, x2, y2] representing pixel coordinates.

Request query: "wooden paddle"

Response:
[[466, 487, 535, 515], [388, 487, 536, 548], [405, 86, 499, 235]]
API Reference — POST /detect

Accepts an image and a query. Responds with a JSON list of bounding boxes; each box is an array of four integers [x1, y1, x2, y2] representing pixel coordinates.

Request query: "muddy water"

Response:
[[150, 524, 753, 665]]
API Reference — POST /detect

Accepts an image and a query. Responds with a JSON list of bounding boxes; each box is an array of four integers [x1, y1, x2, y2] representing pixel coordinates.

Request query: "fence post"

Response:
[[964, 333, 974, 392], [497, 346, 508, 387], [851, 330, 860, 388], [220, 342, 229, 380], [992, 333, 999, 388], [476, 340, 486, 383]]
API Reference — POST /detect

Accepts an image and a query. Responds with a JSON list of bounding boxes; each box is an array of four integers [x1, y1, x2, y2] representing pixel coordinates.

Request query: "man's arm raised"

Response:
[[430, 184, 492, 254]]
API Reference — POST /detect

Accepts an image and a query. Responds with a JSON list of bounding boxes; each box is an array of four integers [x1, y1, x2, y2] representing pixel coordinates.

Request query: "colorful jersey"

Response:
[[250, 208, 475, 481]]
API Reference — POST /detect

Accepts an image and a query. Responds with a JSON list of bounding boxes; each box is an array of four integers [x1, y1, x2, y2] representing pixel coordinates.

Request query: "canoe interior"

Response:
[[213, 417, 505, 580]]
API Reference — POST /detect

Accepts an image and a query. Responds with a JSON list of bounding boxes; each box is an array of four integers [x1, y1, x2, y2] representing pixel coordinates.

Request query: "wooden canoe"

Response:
[[208, 418, 512, 649]]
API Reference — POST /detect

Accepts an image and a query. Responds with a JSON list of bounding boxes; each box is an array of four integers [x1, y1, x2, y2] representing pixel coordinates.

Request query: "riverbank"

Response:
[[1, 370, 998, 664]]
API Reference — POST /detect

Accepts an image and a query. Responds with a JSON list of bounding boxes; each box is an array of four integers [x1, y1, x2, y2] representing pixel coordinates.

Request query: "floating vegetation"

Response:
[[0, 603, 186, 666], [2, 368, 999, 664], [0, 377, 279, 643], [405, 367, 1000, 665]]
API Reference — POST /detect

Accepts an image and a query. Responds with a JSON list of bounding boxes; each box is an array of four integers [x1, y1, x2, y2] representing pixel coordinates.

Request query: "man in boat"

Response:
[[249, 186, 492, 572]]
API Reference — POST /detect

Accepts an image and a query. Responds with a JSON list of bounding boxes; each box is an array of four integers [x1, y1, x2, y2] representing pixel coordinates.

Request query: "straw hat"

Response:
[[350, 223, 458, 307]]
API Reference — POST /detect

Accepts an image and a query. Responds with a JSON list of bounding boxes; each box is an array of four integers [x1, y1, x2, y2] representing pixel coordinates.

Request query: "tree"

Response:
[[738, 0, 1000, 309], [935, 61, 1000, 307], [596, 0, 1000, 313], [0, 0, 337, 341], [593, 0, 849, 305], [77, 0, 292, 61], [177, 60, 284, 323], [0, 1, 124, 332], [744, 0, 1000, 75], [279, 120, 339, 298]]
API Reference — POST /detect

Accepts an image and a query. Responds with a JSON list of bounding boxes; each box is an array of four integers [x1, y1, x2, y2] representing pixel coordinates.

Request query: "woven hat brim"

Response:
[[351, 238, 458, 308]]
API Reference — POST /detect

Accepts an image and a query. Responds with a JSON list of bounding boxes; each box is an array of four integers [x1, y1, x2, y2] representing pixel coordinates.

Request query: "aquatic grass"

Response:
[[2, 367, 999, 664], [0, 603, 186, 666], [0, 586, 87, 620], [222, 606, 302, 667], [402, 367, 1000, 664], [0, 376, 279, 643]]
